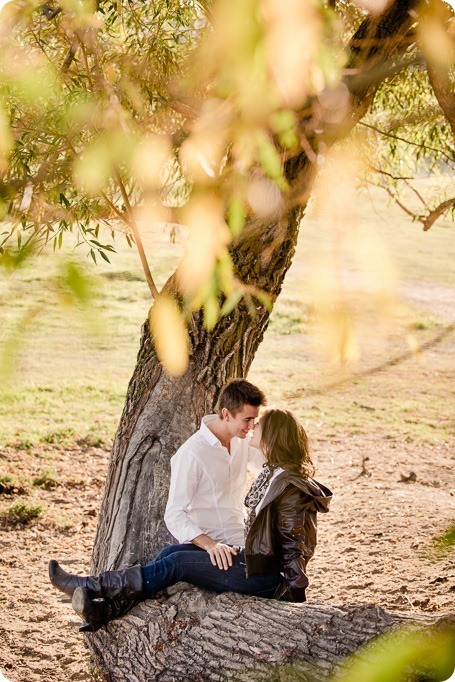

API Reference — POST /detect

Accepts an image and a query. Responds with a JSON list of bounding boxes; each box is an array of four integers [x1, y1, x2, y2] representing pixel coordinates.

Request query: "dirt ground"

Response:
[[1, 433, 454, 681], [0, 282, 454, 681], [0, 437, 455, 682]]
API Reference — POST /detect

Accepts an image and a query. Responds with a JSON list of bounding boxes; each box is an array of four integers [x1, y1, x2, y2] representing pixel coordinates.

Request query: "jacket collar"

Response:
[[258, 470, 332, 514]]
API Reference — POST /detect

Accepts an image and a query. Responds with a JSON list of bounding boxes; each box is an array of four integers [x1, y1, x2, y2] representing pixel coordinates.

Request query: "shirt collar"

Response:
[[200, 414, 222, 446]]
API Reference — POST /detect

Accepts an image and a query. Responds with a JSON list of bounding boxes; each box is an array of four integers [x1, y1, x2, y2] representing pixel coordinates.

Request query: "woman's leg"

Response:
[[141, 549, 281, 599], [49, 560, 144, 599]]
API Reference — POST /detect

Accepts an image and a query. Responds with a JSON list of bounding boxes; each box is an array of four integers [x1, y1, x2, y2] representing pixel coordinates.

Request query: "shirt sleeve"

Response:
[[247, 444, 266, 477], [164, 446, 205, 544]]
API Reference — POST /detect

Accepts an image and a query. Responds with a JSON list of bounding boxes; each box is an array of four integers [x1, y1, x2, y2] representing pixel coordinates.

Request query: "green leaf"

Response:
[[270, 110, 298, 149], [255, 291, 273, 312], [220, 290, 243, 316], [228, 195, 246, 237], [331, 626, 455, 682], [254, 131, 288, 191], [244, 293, 257, 318], [203, 295, 219, 330], [59, 261, 93, 307], [0, 308, 39, 384]]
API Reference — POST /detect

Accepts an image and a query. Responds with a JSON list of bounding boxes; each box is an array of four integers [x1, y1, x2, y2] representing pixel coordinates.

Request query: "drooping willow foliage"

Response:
[[0, 0, 454, 372]]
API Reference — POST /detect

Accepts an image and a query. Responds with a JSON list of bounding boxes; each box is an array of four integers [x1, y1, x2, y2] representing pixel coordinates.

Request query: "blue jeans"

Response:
[[141, 544, 282, 599]]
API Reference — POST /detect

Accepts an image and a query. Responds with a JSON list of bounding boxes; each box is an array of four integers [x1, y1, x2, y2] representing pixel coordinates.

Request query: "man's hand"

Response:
[[191, 534, 238, 570], [207, 543, 237, 570]]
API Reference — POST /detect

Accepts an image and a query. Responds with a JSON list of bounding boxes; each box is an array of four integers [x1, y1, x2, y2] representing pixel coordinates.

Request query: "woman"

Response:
[[49, 409, 332, 631]]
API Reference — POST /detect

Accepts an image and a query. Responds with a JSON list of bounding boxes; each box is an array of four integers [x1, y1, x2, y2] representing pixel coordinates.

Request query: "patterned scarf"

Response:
[[244, 463, 274, 539]]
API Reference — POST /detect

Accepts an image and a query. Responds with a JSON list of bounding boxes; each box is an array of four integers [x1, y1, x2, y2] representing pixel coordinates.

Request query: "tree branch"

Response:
[[372, 172, 455, 231], [285, 321, 455, 401], [381, 183, 418, 219], [115, 170, 159, 299], [360, 121, 454, 163], [61, 37, 79, 73], [422, 196, 455, 231]]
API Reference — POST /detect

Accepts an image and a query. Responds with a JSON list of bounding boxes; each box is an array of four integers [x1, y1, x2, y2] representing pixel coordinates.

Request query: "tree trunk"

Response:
[[85, 586, 446, 682], [91, 0, 419, 576], [87, 2, 426, 678], [91, 204, 305, 573]]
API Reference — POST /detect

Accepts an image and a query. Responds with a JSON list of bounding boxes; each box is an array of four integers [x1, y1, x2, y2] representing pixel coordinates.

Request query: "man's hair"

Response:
[[216, 379, 266, 417]]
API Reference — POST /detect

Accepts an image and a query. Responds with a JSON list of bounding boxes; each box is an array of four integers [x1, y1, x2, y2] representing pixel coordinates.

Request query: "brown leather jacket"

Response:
[[244, 471, 332, 602]]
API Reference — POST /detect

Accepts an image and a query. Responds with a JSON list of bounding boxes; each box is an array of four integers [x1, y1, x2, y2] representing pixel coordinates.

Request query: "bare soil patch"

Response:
[[0, 429, 454, 681]]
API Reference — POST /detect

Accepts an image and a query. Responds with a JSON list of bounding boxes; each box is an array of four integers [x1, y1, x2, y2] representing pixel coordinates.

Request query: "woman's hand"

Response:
[[207, 543, 238, 570]]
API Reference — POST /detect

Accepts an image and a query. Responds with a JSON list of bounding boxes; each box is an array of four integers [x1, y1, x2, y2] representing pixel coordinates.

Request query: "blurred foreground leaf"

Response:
[[332, 625, 455, 682], [148, 295, 189, 376], [430, 521, 455, 559]]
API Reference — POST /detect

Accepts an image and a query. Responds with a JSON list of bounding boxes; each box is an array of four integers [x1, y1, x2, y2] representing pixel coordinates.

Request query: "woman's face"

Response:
[[249, 420, 263, 450]]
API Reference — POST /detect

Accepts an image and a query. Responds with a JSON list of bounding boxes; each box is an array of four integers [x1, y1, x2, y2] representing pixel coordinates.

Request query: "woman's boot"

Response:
[[49, 559, 145, 600], [72, 587, 138, 632]]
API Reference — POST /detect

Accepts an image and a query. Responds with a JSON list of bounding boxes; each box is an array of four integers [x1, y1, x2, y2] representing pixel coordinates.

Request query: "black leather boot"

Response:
[[49, 560, 100, 598], [49, 560, 145, 600], [72, 587, 139, 632]]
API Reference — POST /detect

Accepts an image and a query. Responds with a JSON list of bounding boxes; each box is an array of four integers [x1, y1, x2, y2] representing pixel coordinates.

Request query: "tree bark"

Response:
[[91, 202, 305, 573], [87, 2, 428, 678], [91, 0, 419, 573], [85, 586, 448, 682], [426, 62, 455, 138]]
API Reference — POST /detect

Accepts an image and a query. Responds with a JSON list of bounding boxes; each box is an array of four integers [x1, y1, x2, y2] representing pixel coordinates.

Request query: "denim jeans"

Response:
[[141, 543, 282, 599]]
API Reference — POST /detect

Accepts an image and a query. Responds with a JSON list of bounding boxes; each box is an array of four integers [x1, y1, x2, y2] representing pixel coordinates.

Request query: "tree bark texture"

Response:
[[85, 586, 448, 682], [88, 1, 430, 678], [91, 201, 306, 573]]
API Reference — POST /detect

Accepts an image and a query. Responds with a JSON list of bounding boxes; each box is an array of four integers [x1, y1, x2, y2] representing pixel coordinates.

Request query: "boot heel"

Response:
[[79, 622, 94, 632], [72, 586, 112, 633], [72, 586, 90, 620]]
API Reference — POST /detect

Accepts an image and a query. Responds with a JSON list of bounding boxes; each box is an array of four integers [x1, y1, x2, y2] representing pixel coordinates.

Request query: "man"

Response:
[[164, 378, 267, 571]]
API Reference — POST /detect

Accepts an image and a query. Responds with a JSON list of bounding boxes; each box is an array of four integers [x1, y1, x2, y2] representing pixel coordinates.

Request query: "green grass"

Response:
[[0, 473, 29, 495], [0, 500, 44, 525], [32, 469, 60, 489], [0, 184, 454, 446]]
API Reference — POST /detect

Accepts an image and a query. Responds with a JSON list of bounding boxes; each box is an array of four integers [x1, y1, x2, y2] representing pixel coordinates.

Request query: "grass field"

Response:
[[0, 185, 454, 447]]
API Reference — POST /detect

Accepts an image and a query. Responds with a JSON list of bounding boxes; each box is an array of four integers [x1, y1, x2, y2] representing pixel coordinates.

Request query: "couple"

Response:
[[49, 379, 332, 632]]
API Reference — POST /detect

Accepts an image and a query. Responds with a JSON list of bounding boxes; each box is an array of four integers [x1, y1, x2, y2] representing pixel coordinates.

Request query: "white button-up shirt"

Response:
[[164, 415, 265, 546]]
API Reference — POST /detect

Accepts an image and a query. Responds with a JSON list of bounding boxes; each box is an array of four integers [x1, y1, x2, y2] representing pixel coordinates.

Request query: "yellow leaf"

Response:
[[0, 108, 13, 171], [133, 134, 172, 189], [149, 296, 189, 376], [177, 193, 231, 295]]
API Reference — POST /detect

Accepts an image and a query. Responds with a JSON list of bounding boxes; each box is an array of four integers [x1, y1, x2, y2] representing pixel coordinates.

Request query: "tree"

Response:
[[1, 0, 454, 678]]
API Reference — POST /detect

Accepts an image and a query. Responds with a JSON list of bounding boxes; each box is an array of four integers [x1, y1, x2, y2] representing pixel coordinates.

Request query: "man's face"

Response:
[[223, 404, 259, 439]]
